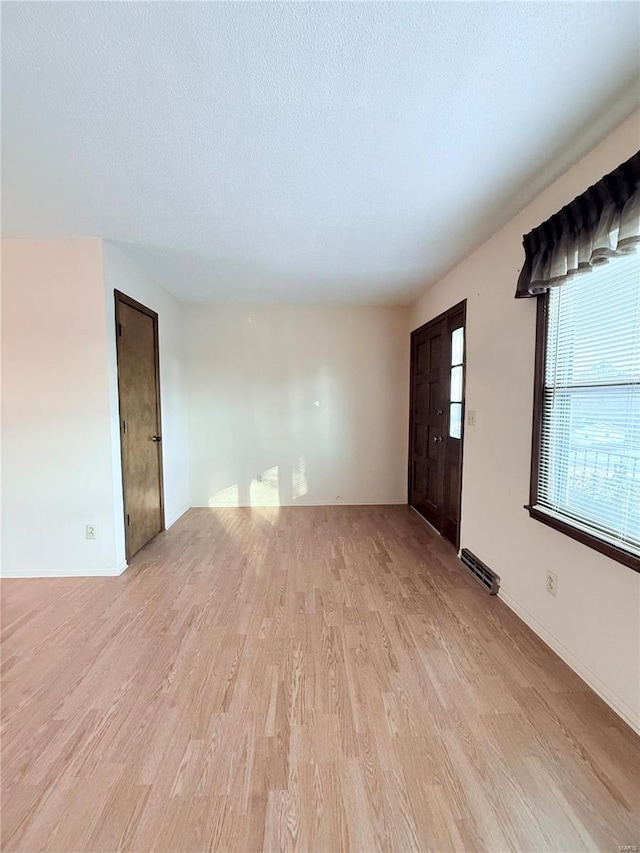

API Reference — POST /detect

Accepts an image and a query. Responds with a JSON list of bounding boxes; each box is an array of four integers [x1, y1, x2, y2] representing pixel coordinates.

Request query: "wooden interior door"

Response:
[[409, 301, 466, 547], [115, 291, 164, 560]]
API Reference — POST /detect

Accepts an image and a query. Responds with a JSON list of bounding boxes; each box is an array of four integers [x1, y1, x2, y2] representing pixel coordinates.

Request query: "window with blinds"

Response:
[[536, 252, 640, 556]]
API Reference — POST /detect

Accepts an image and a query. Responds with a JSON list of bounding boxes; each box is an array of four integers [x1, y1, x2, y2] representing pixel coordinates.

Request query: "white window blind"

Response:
[[537, 252, 640, 556]]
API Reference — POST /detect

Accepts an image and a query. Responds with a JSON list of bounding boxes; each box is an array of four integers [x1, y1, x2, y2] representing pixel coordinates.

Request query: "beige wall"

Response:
[[185, 304, 409, 509], [1, 239, 190, 576], [1, 239, 124, 575], [409, 111, 640, 733]]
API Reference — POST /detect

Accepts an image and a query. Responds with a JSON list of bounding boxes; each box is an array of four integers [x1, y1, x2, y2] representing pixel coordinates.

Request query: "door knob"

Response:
[[432, 435, 443, 443], [437, 409, 443, 416], [151, 435, 162, 442]]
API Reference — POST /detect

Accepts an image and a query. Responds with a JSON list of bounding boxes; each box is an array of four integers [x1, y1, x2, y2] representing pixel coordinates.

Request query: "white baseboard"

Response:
[[1, 560, 128, 579], [165, 504, 190, 528], [192, 499, 408, 509], [498, 588, 640, 736]]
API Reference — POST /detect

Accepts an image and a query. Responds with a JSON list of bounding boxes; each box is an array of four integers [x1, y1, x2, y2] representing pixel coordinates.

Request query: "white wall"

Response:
[[1, 239, 124, 575], [103, 242, 189, 557], [1, 239, 190, 576], [185, 304, 408, 508], [409, 111, 640, 733]]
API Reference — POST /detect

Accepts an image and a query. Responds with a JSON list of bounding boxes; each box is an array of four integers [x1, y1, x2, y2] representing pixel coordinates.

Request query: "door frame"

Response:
[[408, 299, 467, 549], [114, 290, 165, 560]]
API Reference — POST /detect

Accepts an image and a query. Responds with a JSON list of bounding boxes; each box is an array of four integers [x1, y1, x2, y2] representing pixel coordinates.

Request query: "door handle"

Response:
[[151, 435, 162, 442], [432, 435, 443, 443]]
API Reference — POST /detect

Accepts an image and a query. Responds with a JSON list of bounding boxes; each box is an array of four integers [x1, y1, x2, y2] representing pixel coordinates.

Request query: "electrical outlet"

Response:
[[86, 524, 97, 540], [546, 570, 557, 597], [467, 410, 477, 427]]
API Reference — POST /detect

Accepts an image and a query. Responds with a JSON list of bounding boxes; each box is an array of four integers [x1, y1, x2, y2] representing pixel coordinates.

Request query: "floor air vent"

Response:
[[459, 549, 500, 595]]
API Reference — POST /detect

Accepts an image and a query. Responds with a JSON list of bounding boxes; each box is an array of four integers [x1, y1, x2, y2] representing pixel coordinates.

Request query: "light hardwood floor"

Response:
[[1, 506, 638, 852]]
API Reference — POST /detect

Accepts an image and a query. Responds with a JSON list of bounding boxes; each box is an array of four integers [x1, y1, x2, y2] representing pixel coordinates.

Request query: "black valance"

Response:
[[515, 151, 640, 298]]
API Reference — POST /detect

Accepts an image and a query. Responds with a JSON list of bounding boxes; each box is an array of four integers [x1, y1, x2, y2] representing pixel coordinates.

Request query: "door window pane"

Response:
[[450, 403, 462, 439], [450, 365, 463, 402], [451, 327, 464, 366]]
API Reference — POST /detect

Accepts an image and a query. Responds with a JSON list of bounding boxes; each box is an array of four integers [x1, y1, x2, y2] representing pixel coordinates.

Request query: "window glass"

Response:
[[449, 403, 462, 439], [537, 252, 640, 555], [451, 327, 464, 366], [450, 365, 463, 403]]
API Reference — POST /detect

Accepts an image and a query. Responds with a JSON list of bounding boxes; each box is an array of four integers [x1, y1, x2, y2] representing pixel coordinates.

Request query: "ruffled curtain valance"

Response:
[[515, 151, 640, 298]]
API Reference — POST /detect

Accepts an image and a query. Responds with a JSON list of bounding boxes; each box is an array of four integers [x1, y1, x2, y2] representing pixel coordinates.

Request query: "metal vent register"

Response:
[[460, 548, 500, 595]]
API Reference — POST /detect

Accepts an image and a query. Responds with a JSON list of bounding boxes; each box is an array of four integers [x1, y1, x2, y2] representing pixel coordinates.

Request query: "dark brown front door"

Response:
[[115, 291, 164, 559], [409, 301, 466, 547]]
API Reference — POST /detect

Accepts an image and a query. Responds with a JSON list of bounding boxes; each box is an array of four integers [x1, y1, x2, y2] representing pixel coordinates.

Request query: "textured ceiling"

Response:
[[2, 2, 639, 304]]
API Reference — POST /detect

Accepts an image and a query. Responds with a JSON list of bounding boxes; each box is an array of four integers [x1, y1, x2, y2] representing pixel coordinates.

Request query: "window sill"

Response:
[[524, 504, 640, 573]]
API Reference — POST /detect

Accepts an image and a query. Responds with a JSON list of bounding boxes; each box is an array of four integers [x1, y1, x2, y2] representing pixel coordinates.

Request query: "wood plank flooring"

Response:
[[1, 505, 638, 852]]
